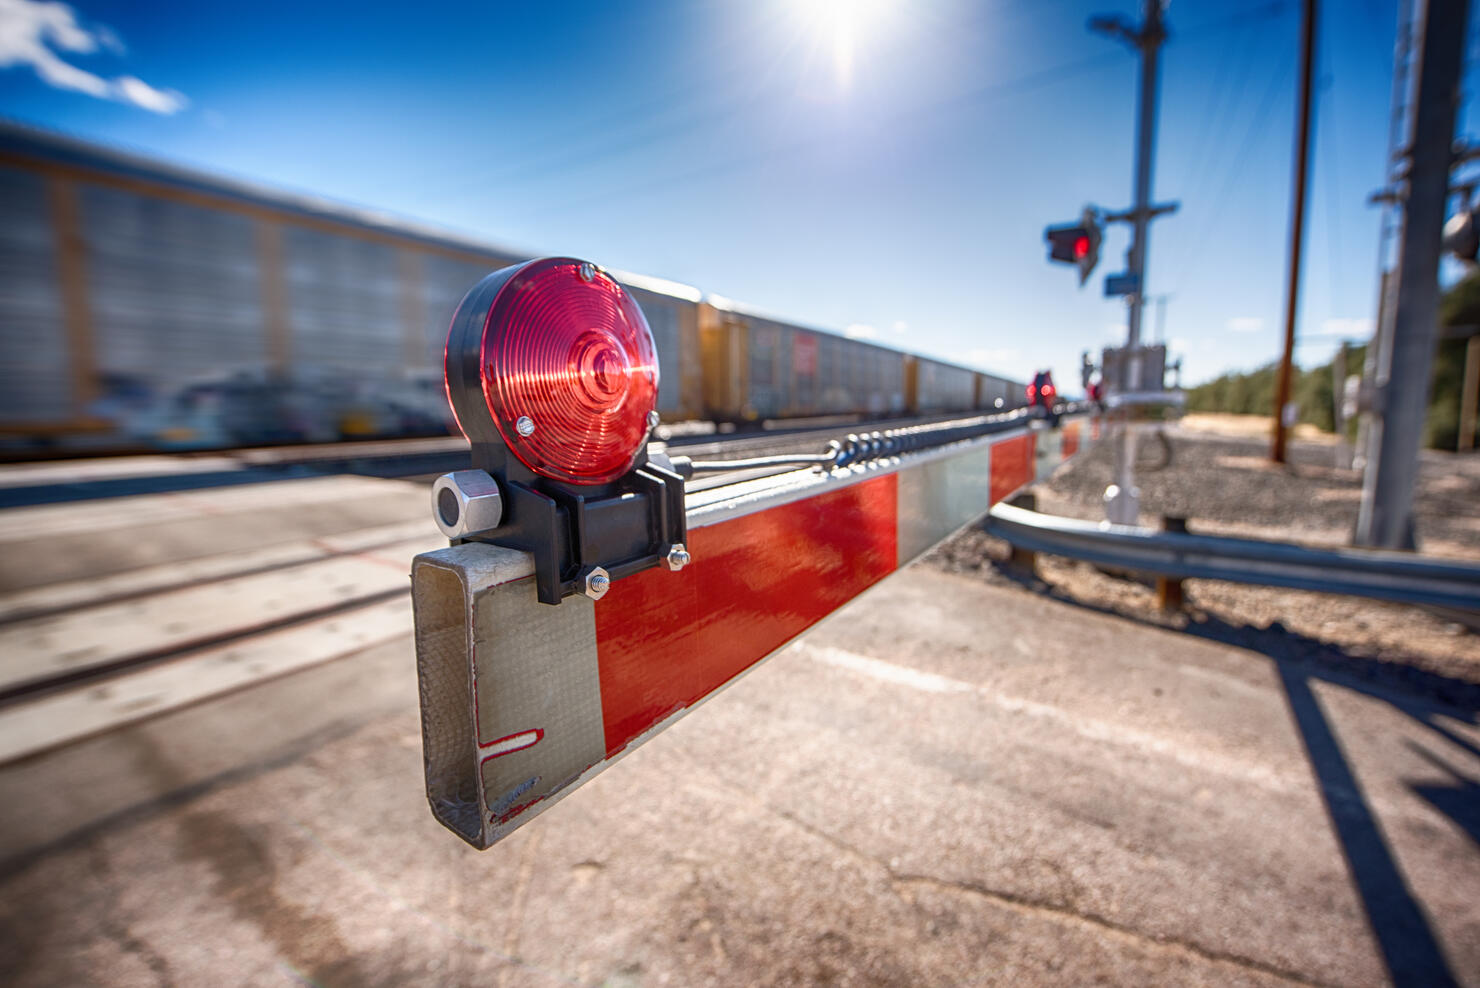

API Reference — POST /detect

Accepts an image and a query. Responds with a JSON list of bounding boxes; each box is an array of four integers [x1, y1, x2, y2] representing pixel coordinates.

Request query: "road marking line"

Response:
[[793, 641, 1294, 792]]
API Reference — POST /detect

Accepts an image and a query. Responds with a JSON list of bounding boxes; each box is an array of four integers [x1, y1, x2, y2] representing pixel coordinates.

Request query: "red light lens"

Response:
[[1073, 236, 1090, 260], [480, 259, 659, 484], [1026, 383, 1037, 401]]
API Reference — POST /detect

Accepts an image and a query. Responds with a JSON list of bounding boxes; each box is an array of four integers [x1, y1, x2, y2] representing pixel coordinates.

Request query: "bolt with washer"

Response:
[[516, 415, 535, 437], [663, 543, 691, 572], [578, 262, 597, 282], [583, 566, 611, 600]]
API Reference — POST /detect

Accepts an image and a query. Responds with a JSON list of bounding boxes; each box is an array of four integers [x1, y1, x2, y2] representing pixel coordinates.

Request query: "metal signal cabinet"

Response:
[[698, 299, 908, 423]]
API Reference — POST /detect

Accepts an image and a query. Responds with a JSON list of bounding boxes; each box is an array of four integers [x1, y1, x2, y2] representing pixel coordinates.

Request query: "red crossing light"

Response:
[[1073, 236, 1090, 260], [448, 257, 660, 485]]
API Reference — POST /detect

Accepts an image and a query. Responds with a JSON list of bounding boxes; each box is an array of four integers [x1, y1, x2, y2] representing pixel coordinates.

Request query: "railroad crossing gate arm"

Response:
[[410, 418, 1095, 849]]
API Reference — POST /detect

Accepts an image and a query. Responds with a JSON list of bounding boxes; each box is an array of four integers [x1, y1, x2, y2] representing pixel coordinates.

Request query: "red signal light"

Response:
[[451, 258, 660, 485], [482, 259, 658, 484], [1026, 383, 1038, 402], [1073, 235, 1090, 260]]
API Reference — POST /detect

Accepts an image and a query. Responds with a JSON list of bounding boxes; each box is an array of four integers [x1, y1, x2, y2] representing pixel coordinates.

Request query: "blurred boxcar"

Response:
[[0, 123, 704, 452], [0, 121, 1025, 454], [699, 298, 908, 424], [906, 355, 977, 414]]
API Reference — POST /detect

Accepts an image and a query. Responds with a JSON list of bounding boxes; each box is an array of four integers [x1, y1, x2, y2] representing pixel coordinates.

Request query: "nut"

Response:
[[430, 470, 504, 539], [583, 566, 611, 600], [578, 262, 597, 282], [663, 543, 691, 572]]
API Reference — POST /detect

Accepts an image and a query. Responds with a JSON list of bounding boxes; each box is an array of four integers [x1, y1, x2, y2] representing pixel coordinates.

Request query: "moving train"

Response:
[[0, 122, 1027, 456]]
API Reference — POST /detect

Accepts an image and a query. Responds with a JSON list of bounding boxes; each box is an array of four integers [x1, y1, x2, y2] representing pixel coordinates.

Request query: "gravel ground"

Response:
[[926, 424, 1480, 707]]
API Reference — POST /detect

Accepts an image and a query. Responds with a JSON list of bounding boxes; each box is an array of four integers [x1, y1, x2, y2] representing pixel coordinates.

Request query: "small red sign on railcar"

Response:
[[793, 333, 818, 377]]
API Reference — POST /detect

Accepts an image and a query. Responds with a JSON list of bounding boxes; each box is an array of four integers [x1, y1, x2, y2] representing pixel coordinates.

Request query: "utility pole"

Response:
[[1090, 0, 1176, 526], [1271, 0, 1318, 464], [1354, 0, 1471, 548]]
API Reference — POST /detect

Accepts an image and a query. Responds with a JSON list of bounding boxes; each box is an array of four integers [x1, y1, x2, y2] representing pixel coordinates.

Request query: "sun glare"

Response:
[[784, 0, 896, 91]]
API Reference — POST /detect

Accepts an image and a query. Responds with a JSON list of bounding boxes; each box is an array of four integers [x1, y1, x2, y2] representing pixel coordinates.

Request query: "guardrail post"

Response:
[[1156, 515, 1187, 611], [1007, 491, 1038, 576]]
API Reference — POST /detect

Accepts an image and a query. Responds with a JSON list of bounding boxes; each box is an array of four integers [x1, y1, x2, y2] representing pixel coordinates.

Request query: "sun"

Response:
[[782, 0, 897, 91]]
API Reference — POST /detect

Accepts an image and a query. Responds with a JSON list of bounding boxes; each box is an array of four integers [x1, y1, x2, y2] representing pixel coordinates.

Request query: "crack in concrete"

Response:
[[688, 767, 1339, 988]]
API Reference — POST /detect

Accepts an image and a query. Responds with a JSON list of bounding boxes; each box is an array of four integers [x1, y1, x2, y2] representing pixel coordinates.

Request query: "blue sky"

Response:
[[0, 0, 1459, 386]]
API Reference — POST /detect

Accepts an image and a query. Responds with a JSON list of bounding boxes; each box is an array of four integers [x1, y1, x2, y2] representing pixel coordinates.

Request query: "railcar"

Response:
[[698, 298, 909, 423], [0, 121, 1028, 454], [0, 123, 709, 453]]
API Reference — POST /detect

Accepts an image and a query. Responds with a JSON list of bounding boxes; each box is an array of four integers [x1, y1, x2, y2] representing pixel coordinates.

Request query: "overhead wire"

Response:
[[1169, 50, 1298, 294], [489, 1, 1299, 222]]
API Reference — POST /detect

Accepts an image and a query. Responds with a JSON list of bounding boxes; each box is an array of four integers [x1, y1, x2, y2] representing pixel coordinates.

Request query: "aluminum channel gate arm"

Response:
[[411, 418, 1096, 849]]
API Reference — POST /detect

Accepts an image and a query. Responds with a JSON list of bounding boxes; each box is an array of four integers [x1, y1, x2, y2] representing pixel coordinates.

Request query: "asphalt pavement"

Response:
[[0, 468, 1477, 986]]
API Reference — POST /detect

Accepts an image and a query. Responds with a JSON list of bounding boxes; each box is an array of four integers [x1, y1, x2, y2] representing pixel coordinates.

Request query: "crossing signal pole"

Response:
[[1091, 0, 1173, 360]]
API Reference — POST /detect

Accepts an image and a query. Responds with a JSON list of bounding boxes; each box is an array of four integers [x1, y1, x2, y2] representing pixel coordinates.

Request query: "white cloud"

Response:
[[1322, 317, 1374, 339], [890, 320, 908, 334], [1226, 316, 1264, 333], [115, 74, 186, 114], [844, 323, 880, 339], [0, 0, 187, 113]]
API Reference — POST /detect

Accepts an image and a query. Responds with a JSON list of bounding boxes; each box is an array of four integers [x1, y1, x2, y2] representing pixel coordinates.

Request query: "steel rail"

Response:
[[985, 502, 1480, 612]]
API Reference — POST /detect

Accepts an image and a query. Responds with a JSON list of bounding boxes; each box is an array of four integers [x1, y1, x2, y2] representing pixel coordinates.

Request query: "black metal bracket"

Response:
[[458, 459, 686, 605]]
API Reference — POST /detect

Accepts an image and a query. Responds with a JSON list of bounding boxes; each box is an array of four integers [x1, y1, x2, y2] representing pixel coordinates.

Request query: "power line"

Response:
[[491, 2, 1296, 224], [1171, 51, 1298, 293]]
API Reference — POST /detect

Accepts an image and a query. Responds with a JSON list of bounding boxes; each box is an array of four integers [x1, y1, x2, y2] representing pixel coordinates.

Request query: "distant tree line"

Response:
[[1185, 272, 1480, 450]]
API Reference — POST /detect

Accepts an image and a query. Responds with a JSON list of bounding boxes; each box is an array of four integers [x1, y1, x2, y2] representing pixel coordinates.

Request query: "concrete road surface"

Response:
[[2, 563, 1478, 984]]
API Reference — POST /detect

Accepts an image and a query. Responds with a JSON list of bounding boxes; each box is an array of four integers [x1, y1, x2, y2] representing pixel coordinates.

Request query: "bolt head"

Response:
[[647, 410, 660, 430], [578, 262, 597, 282], [430, 470, 504, 539], [516, 415, 535, 437], [663, 543, 691, 572], [583, 566, 611, 600]]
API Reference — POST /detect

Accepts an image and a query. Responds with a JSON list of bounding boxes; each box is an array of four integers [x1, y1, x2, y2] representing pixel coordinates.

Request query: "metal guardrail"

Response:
[[986, 503, 1480, 612]]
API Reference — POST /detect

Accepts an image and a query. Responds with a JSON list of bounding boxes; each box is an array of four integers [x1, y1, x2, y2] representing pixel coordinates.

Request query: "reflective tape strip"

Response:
[[412, 419, 1095, 848], [989, 432, 1034, 504]]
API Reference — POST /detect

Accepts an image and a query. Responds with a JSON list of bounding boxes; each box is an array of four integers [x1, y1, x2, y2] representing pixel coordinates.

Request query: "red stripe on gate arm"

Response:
[[1062, 423, 1080, 458], [989, 433, 1035, 504], [593, 474, 899, 756]]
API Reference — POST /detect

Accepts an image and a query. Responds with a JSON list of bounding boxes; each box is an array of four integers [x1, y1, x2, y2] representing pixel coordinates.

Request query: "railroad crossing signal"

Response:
[[1044, 209, 1103, 286]]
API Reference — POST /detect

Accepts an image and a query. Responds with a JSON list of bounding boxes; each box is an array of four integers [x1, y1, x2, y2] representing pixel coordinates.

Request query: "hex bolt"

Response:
[[430, 470, 504, 539], [516, 415, 535, 437], [663, 543, 691, 572], [584, 566, 611, 600], [578, 262, 596, 282]]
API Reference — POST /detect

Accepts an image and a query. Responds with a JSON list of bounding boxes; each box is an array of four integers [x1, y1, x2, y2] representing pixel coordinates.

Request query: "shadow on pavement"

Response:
[[992, 560, 1474, 987]]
